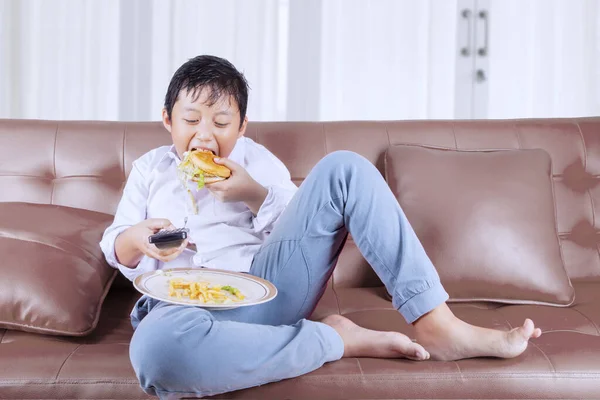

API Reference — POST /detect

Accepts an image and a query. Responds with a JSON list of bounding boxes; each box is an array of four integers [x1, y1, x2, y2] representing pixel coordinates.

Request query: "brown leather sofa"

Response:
[[1, 118, 600, 399]]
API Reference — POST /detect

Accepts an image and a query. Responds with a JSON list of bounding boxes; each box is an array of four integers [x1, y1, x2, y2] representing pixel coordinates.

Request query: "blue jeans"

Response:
[[129, 151, 449, 399]]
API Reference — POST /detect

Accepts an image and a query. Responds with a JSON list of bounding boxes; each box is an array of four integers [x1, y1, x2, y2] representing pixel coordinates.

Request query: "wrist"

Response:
[[115, 227, 144, 268], [244, 181, 268, 215]]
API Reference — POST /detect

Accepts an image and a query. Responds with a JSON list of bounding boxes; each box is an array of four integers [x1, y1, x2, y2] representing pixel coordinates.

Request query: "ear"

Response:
[[162, 108, 172, 133], [237, 116, 248, 138]]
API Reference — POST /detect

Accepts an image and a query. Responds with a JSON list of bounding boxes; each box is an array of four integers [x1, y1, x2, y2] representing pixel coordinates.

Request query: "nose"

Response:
[[195, 120, 212, 141]]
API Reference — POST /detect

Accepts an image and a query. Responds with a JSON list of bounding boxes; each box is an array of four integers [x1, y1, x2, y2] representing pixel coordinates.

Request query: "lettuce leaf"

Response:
[[196, 171, 205, 189]]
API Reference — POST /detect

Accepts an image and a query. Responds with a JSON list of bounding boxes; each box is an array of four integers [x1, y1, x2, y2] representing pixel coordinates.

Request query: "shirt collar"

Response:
[[158, 145, 180, 166]]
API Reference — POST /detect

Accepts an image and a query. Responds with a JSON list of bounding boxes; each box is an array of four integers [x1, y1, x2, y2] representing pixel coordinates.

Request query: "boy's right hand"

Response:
[[127, 218, 189, 263]]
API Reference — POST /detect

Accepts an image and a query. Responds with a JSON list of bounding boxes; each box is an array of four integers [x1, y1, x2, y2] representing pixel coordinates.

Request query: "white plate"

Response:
[[133, 268, 277, 310]]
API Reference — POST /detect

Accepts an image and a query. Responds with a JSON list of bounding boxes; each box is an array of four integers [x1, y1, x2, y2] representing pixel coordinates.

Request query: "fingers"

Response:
[[143, 239, 189, 262], [213, 157, 240, 172], [205, 179, 226, 190], [204, 180, 228, 201], [146, 218, 174, 232]]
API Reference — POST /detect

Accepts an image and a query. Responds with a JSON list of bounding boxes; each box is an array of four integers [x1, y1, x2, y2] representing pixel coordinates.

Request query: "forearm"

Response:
[[115, 228, 144, 268], [244, 181, 269, 215]]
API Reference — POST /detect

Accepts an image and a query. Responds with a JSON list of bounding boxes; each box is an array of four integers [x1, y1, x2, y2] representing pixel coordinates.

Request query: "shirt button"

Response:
[[192, 253, 203, 266]]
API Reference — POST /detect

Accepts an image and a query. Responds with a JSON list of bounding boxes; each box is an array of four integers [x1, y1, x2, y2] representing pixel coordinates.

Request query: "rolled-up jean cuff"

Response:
[[316, 322, 345, 363], [397, 281, 449, 324]]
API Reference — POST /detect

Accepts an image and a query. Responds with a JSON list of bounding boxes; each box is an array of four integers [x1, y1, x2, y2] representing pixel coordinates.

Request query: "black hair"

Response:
[[164, 55, 249, 128]]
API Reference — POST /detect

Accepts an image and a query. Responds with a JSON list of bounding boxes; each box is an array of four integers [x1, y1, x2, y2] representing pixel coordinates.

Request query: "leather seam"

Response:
[[575, 120, 588, 171], [578, 121, 599, 274], [150, 370, 600, 397], [596, 241, 600, 279], [540, 128, 574, 302], [538, 328, 598, 335], [384, 123, 390, 147], [51, 122, 59, 204], [452, 361, 463, 378], [587, 188, 597, 234], [53, 122, 58, 177], [528, 341, 556, 373], [589, 175, 600, 274], [447, 297, 572, 307], [492, 308, 514, 329], [387, 143, 552, 154], [331, 283, 342, 315], [3, 374, 600, 384], [570, 307, 600, 335], [0, 380, 141, 385], [513, 122, 523, 149], [355, 358, 364, 376], [54, 344, 82, 380], [282, 372, 600, 380], [450, 121, 458, 149]]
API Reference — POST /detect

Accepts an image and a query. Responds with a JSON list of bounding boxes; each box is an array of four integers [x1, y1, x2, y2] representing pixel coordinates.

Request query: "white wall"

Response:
[[0, 0, 598, 122], [487, 0, 600, 119], [0, 0, 288, 121]]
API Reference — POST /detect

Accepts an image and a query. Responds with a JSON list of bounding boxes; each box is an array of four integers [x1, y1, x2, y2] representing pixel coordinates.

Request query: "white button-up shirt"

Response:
[[100, 137, 298, 282]]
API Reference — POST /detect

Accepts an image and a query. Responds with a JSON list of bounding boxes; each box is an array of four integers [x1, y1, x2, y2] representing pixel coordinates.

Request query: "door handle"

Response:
[[476, 69, 486, 82], [460, 9, 473, 57], [477, 10, 489, 57]]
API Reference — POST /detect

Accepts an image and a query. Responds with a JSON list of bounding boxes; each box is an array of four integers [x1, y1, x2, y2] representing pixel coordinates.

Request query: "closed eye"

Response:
[[184, 119, 199, 124]]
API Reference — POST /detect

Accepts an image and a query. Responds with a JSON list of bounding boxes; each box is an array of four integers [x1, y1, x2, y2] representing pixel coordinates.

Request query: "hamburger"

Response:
[[178, 149, 231, 189]]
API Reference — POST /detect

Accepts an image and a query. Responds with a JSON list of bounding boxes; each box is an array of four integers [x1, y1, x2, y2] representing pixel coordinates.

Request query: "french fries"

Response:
[[168, 278, 245, 304]]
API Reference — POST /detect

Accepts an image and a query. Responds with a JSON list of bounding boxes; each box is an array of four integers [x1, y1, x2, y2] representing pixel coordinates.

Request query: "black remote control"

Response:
[[148, 228, 189, 249]]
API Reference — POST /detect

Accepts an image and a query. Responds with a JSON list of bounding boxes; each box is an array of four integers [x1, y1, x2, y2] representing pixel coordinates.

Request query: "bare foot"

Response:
[[321, 314, 429, 361], [414, 304, 542, 361]]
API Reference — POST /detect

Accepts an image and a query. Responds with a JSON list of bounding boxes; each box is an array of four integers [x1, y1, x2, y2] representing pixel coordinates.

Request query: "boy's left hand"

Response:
[[207, 157, 268, 214]]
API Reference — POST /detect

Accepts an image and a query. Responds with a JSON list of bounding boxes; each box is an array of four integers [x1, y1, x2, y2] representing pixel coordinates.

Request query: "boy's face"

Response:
[[162, 87, 247, 159]]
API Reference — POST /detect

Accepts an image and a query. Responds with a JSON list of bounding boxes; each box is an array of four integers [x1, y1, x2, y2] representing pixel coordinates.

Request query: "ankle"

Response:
[[413, 303, 456, 332]]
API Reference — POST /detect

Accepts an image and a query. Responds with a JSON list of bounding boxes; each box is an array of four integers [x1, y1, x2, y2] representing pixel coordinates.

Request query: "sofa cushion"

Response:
[[385, 145, 574, 305], [4, 283, 600, 399], [0, 203, 117, 336]]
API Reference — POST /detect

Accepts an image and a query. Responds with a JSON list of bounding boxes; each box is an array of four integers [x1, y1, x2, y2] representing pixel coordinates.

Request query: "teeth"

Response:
[[190, 147, 216, 155]]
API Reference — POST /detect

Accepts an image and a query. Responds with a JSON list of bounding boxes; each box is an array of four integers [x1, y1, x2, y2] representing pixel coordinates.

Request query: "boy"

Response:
[[100, 55, 542, 399]]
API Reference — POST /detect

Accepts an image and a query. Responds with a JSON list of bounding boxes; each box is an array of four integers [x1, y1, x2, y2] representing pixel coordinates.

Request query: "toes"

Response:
[[406, 342, 429, 361], [521, 319, 535, 337], [518, 319, 543, 340]]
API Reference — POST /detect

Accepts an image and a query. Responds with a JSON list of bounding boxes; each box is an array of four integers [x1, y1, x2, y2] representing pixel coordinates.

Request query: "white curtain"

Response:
[[487, 0, 600, 118], [0, 0, 597, 122], [0, 0, 458, 122], [318, 0, 458, 121], [0, 0, 287, 121]]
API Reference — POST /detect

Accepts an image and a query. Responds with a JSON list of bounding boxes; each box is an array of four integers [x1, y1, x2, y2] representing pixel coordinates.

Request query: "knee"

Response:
[[321, 150, 369, 166], [129, 307, 213, 394], [316, 151, 379, 181]]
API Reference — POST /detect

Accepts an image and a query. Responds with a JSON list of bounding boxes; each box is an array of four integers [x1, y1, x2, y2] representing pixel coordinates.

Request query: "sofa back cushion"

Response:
[[384, 145, 574, 305], [0, 203, 116, 336], [1, 118, 600, 284]]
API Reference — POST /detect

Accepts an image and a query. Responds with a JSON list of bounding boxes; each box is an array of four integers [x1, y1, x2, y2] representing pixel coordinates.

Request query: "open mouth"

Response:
[[190, 147, 216, 156]]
